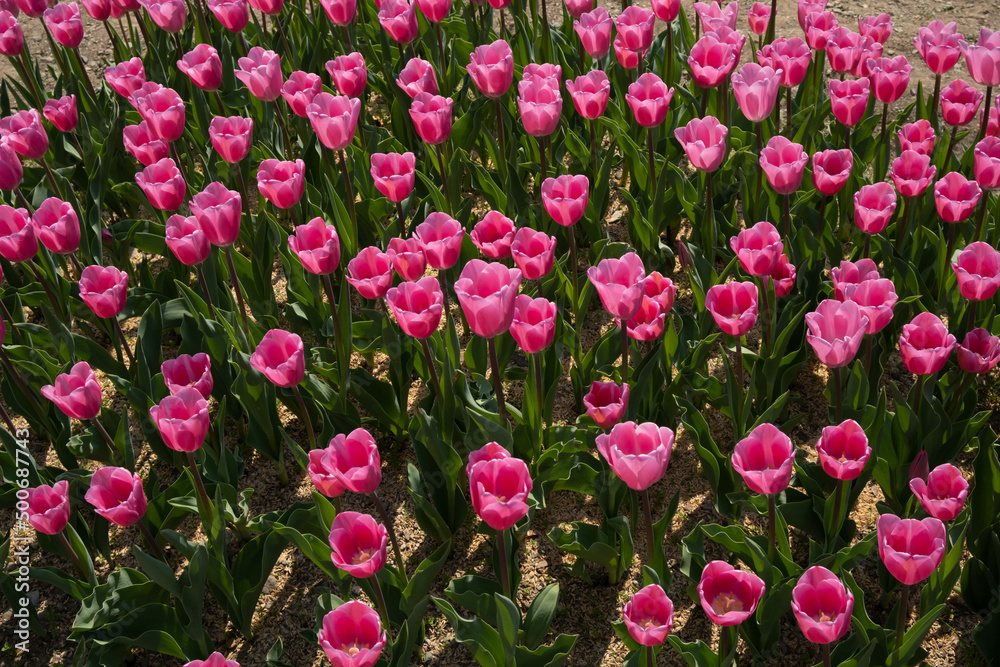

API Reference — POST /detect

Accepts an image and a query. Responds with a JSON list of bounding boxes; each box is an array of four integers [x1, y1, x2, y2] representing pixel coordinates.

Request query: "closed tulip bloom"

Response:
[[953, 242, 1000, 301], [958, 328, 1000, 374], [469, 454, 532, 530], [135, 157, 185, 211], [898, 120, 936, 156], [843, 278, 897, 334], [910, 464, 968, 521], [396, 58, 437, 98], [596, 420, 673, 491], [522, 63, 562, 90], [828, 78, 870, 127], [940, 79, 983, 127], [674, 116, 728, 172], [14, 0, 48, 17], [319, 0, 354, 24], [811, 149, 852, 196], [900, 312, 956, 375], [830, 258, 879, 301], [858, 12, 891, 43], [44, 2, 82, 47], [378, 0, 418, 44], [982, 104, 1000, 137], [26, 481, 70, 535], [761, 136, 808, 195], [471, 211, 515, 259], [587, 252, 646, 320], [177, 44, 222, 91], [414, 0, 451, 21], [79, 265, 128, 319], [791, 567, 854, 644], [757, 38, 811, 89], [288, 217, 340, 275], [731, 63, 782, 124], [386, 237, 426, 280], [625, 73, 673, 128], [573, 7, 612, 60], [162, 352, 213, 399], [250, 329, 305, 388], [564, 0, 590, 18], [961, 29, 1000, 87], [165, 214, 210, 266], [257, 158, 305, 209], [518, 80, 562, 136], [139, 0, 185, 31], [40, 361, 102, 420], [409, 93, 453, 145], [626, 297, 665, 341], [583, 380, 629, 429], [0, 109, 46, 159], [80, 0, 111, 18], [149, 386, 209, 452], [32, 197, 79, 254], [510, 295, 556, 353], [133, 84, 185, 142], [877, 514, 946, 584], [688, 32, 738, 89], [105, 57, 145, 97], [413, 212, 463, 269], [0, 204, 34, 261], [730, 221, 782, 277], [693, 0, 737, 32], [614, 31, 643, 70], [466, 441, 513, 478], [615, 5, 654, 52], [566, 70, 610, 120], [915, 20, 962, 75], [85, 467, 147, 526], [706, 281, 758, 336], [510, 227, 556, 280], [327, 53, 367, 99], [329, 511, 388, 578], [698, 561, 765, 627], [803, 10, 838, 51], [732, 423, 794, 495], [207, 0, 247, 31], [767, 253, 797, 299], [868, 56, 911, 104], [454, 260, 522, 338], [935, 172, 982, 223], [468, 40, 513, 99], [805, 299, 869, 368], [853, 182, 897, 234], [190, 181, 241, 246], [890, 150, 936, 198], [816, 419, 870, 481], [306, 92, 360, 150], [623, 584, 674, 646], [0, 139, 21, 190], [541, 174, 589, 226], [974, 137, 1000, 190], [318, 601, 387, 667], [235, 47, 282, 101], [0, 11, 23, 56], [650, 0, 678, 22], [42, 94, 77, 132], [746, 2, 769, 35], [851, 35, 882, 77], [825, 27, 862, 73], [208, 115, 253, 163], [282, 70, 323, 118], [797, 0, 828, 28], [248, 0, 281, 12], [346, 246, 393, 299], [386, 276, 442, 339], [370, 152, 415, 203]]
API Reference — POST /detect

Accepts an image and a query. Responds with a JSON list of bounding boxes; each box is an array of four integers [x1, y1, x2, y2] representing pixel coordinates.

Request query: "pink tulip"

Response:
[[803, 10, 838, 51], [79, 265, 128, 319], [851, 36, 882, 77], [986, 104, 1000, 138], [831, 258, 879, 301], [890, 150, 936, 198], [796, 0, 826, 29], [732, 63, 782, 123], [626, 297, 665, 341], [698, 560, 765, 626], [573, 7, 612, 60], [466, 441, 511, 478], [139, 0, 185, 31], [235, 47, 282, 101], [825, 27, 862, 74], [596, 421, 673, 491], [306, 92, 360, 150], [541, 174, 588, 226], [454, 259, 522, 338], [900, 312, 956, 375], [0, 109, 47, 159], [132, 83, 185, 143], [705, 281, 758, 336], [208, 115, 252, 164], [409, 93, 453, 145], [510, 227, 556, 280], [623, 584, 674, 646], [386, 276, 442, 339], [517, 79, 562, 137], [828, 78, 870, 128], [583, 380, 628, 429], [625, 73, 673, 128], [162, 352, 213, 399], [13, 0, 46, 17], [250, 329, 305, 388], [105, 57, 145, 97], [32, 196, 79, 255], [958, 328, 1000, 374], [324, 428, 382, 494], [471, 211, 515, 259], [805, 299, 868, 368], [858, 13, 891, 43], [149, 386, 209, 452], [177, 44, 222, 92], [911, 450, 930, 484], [26, 481, 70, 535], [318, 601, 387, 667], [587, 252, 646, 320], [396, 58, 437, 98], [307, 445, 346, 498], [613, 34, 642, 70], [0, 140, 21, 191], [188, 181, 240, 247], [811, 149, 852, 196], [768, 253, 797, 299], [843, 278, 897, 334], [510, 295, 556, 354], [0, 11, 23, 56], [468, 451, 532, 530], [468, 40, 513, 99], [0, 204, 34, 261], [386, 237, 426, 281], [346, 246, 393, 299], [135, 157, 185, 211], [897, 120, 935, 156], [327, 52, 367, 99], [283, 70, 323, 118], [370, 152, 415, 203], [757, 38, 811, 89], [877, 514, 946, 584], [329, 511, 387, 578], [935, 172, 982, 223], [868, 56, 911, 104], [909, 463, 968, 522], [207, 0, 246, 31], [974, 137, 1000, 190], [522, 63, 561, 89], [940, 79, 984, 127], [650, 0, 678, 22], [413, 212, 462, 269], [853, 182, 897, 234], [40, 361, 102, 420], [816, 419, 870, 481], [746, 2, 768, 35], [319, 0, 354, 24], [643, 272, 677, 312], [791, 566, 854, 644], [257, 158, 305, 209], [85, 467, 147, 526], [288, 217, 341, 275], [730, 220, 782, 276], [688, 32, 739, 89], [415, 0, 448, 21], [693, 0, 737, 32], [615, 5, 654, 52], [42, 94, 77, 132], [566, 70, 610, 120], [378, 0, 418, 44], [760, 135, 808, 195], [732, 423, 794, 495], [183, 653, 240, 667], [44, 2, 82, 47], [915, 20, 963, 75], [165, 214, 210, 266], [961, 29, 1000, 87], [953, 242, 1000, 301]]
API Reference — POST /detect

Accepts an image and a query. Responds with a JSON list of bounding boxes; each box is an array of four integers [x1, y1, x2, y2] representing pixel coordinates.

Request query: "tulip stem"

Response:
[[112, 318, 136, 367], [538, 136, 547, 193], [0, 398, 14, 433], [895, 196, 911, 252], [0, 350, 41, 419], [196, 264, 218, 320], [785, 86, 792, 135], [488, 336, 509, 423], [272, 100, 292, 154], [948, 370, 973, 414], [323, 274, 349, 396], [767, 493, 776, 562], [291, 385, 317, 452], [831, 479, 844, 538], [534, 351, 544, 436], [419, 337, 443, 406], [974, 194, 989, 242], [497, 527, 512, 600], [979, 86, 993, 142], [137, 519, 168, 562], [733, 334, 744, 441], [434, 21, 447, 86], [38, 18, 70, 84], [753, 123, 763, 219], [719, 624, 731, 664], [395, 200, 406, 238], [589, 119, 599, 194], [186, 450, 215, 527], [832, 365, 843, 421], [757, 276, 771, 358], [646, 645, 655, 667], [91, 418, 120, 462], [40, 157, 62, 199], [646, 126, 656, 195], [494, 97, 506, 171], [435, 144, 452, 214], [822, 644, 831, 667], [224, 245, 251, 342], [372, 492, 407, 582], [930, 74, 941, 126], [894, 583, 910, 652], [664, 26, 673, 87], [864, 335, 873, 375], [620, 322, 629, 384], [764, 0, 777, 43], [641, 488, 655, 566], [57, 530, 89, 580], [371, 574, 393, 633], [13, 52, 45, 112], [782, 193, 791, 239], [337, 149, 358, 246], [567, 224, 579, 307], [704, 170, 715, 263], [943, 125, 958, 174], [27, 260, 63, 321]]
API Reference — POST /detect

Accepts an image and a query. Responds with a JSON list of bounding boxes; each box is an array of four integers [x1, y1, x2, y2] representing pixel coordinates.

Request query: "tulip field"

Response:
[[3, 0, 1000, 662]]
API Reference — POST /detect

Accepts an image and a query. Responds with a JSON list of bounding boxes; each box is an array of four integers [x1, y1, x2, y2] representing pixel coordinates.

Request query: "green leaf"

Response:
[[523, 583, 559, 650], [432, 597, 504, 667]]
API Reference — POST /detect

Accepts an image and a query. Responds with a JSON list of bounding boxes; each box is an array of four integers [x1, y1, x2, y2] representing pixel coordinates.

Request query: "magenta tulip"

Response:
[[414, 0, 448, 21], [625, 73, 673, 128], [915, 21, 962, 75], [804, 11, 838, 51], [805, 299, 868, 368], [596, 421, 673, 491], [730, 221, 782, 277], [306, 93, 360, 150], [328, 511, 388, 578], [282, 70, 323, 118], [622, 584, 674, 646], [370, 152, 416, 203], [746, 2, 768, 35], [898, 120, 935, 156], [0, 11, 23, 56], [454, 259, 522, 338], [587, 252, 646, 320], [644, 272, 677, 311], [468, 453, 532, 531], [541, 174, 588, 227], [573, 7, 612, 60], [104, 57, 145, 97], [650, 0, 678, 22], [85, 467, 147, 526], [940, 79, 984, 127], [853, 182, 897, 234], [177, 44, 223, 92], [318, 601, 387, 667], [378, 0, 418, 44], [26, 481, 70, 535], [235, 47, 282, 101], [828, 78, 869, 128], [830, 259, 879, 301], [0, 204, 34, 261], [208, 116, 253, 163], [149, 386, 210, 452], [583, 380, 628, 430], [257, 158, 305, 209], [409, 93, 453, 145], [510, 295, 555, 354], [698, 560, 766, 626], [468, 40, 513, 99], [974, 137, 1000, 190], [289, 217, 340, 275], [0, 109, 47, 159], [732, 423, 794, 495], [674, 116, 728, 172], [327, 52, 367, 99], [615, 5, 654, 52], [768, 253, 797, 299], [758, 38, 812, 88], [910, 463, 968, 521], [0, 140, 19, 191], [44, 2, 83, 47], [890, 150, 936, 198], [162, 352, 213, 399], [139, 0, 185, 31], [133, 84, 186, 143], [957, 328, 1000, 374], [165, 214, 210, 266], [32, 197, 79, 254], [346, 246, 393, 299], [961, 29, 1000, 88], [732, 63, 782, 123], [693, 0, 737, 32], [869, 56, 911, 105], [952, 242, 1000, 301], [791, 566, 854, 644], [877, 514, 946, 584], [816, 419, 870, 480], [566, 70, 610, 120], [250, 329, 305, 388], [688, 32, 739, 89], [396, 58, 437, 98], [705, 281, 758, 336], [471, 211, 515, 259], [40, 361, 101, 420], [517, 79, 562, 137], [386, 276, 443, 339], [42, 94, 77, 133], [386, 237, 426, 281], [760, 136, 808, 195], [510, 227, 556, 280], [934, 172, 982, 223], [135, 157, 185, 211], [183, 653, 240, 667], [79, 265, 128, 319], [843, 278, 897, 334], [899, 312, 956, 375], [206, 0, 246, 31]]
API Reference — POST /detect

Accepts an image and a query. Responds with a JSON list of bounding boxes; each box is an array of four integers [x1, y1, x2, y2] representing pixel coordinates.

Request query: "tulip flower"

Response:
[[0, 11, 23, 56], [612, 33, 642, 71], [105, 57, 145, 97], [828, 78, 870, 130], [915, 21, 962, 86], [626, 298, 665, 341], [162, 352, 213, 399], [517, 78, 562, 139], [825, 27, 862, 74], [566, 70, 610, 120], [586, 252, 647, 378], [346, 246, 393, 299], [0, 140, 21, 191], [760, 137, 808, 235], [468, 40, 513, 99], [573, 6, 612, 60], [830, 258, 879, 301], [974, 137, 1000, 199], [85, 466, 147, 527], [257, 158, 305, 209], [288, 217, 340, 276], [705, 281, 758, 337], [329, 511, 388, 579], [149, 386, 210, 453], [758, 38, 812, 93], [651, 0, 678, 22], [317, 601, 387, 667], [165, 215, 212, 308], [25, 481, 70, 535], [139, 0, 185, 31], [697, 561, 765, 632], [208, 116, 253, 163], [510, 227, 556, 281], [396, 58, 437, 98], [804, 11, 838, 52], [733, 423, 794, 559], [235, 47, 282, 101], [378, 0, 418, 45], [413, 212, 463, 270], [643, 272, 677, 312], [409, 92, 453, 146], [878, 513, 946, 648], [32, 196, 79, 255], [843, 278, 897, 335], [282, 70, 323, 118], [891, 151, 936, 249], [693, 0, 737, 32], [811, 149, 852, 198], [0, 204, 34, 261], [767, 253, 797, 299], [250, 329, 305, 389], [176, 44, 222, 93], [791, 567, 854, 648], [623, 584, 674, 659], [935, 173, 982, 235], [898, 120, 936, 156], [0, 109, 46, 159], [869, 56, 911, 106], [730, 221, 782, 277], [596, 420, 673, 493], [688, 32, 739, 89], [675, 116, 728, 256], [509, 295, 556, 355], [44, 2, 82, 48], [625, 74, 673, 191], [900, 312, 956, 380], [563, 0, 589, 18], [307, 445, 346, 500], [941, 79, 984, 128], [183, 654, 240, 667], [319, 0, 354, 24], [471, 211, 515, 259], [79, 264, 135, 363], [952, 242, 1000, 302], [816, 418, 870, 481], [135, 157, 185, 211], [370, 152, 416, 230], [190, 181, 241, 248], [615, 5, 654, 53], [747, 2, 769, 35], [541, 174, 588, 227], [132, 84, 185, 144], [957, 328, 1000, 375], [41, 361, 102, 420], [583, 380, 629, 430], [386, 237, 426, 281], [853, 182, 897, 238], [910, 463, 968, 521], [805, 298, 868, 371], [327, 52, 367, 99], [732, 63, 782, 124], [207, 0, 247, 31], [386, 276, 443, 340], [42, 94, 77, 133]]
